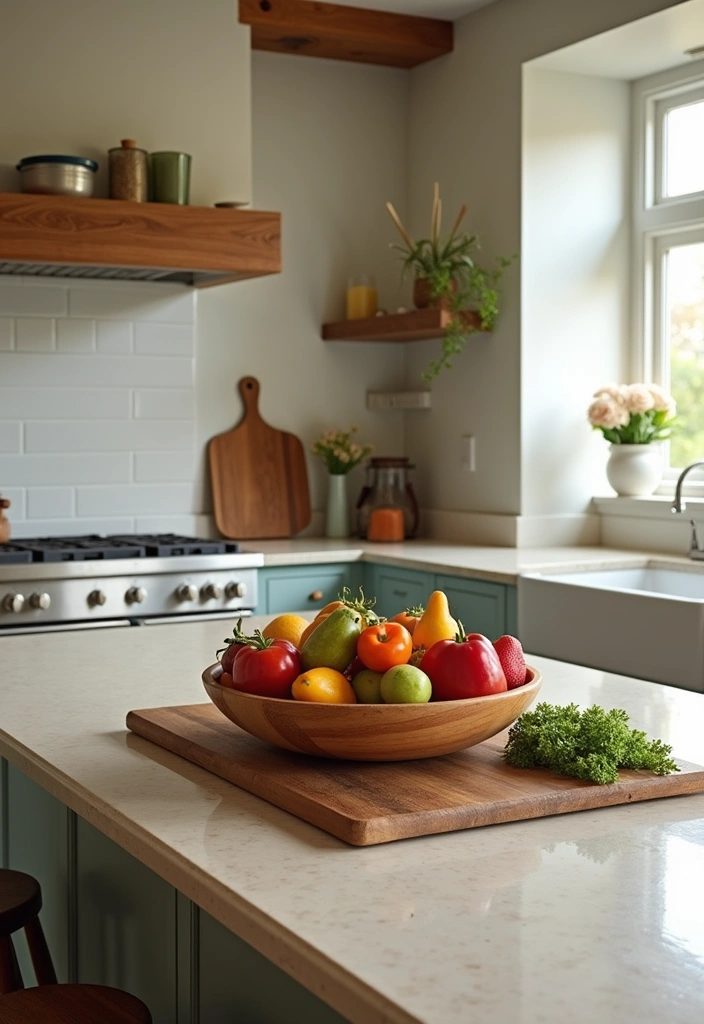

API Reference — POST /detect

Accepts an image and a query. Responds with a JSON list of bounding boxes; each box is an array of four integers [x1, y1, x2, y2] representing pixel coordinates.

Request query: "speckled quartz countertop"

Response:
[[239, 538, 694, 584], [2, 618, 704, 1024]]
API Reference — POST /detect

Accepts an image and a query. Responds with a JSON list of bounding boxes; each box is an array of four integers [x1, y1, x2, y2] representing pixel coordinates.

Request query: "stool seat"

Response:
[[0, 872, 42, 938], [0, 984, 152, 1023]]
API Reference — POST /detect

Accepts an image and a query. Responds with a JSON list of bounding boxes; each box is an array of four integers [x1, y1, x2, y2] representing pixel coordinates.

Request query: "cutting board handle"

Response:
[[238, 376, 262, 423]]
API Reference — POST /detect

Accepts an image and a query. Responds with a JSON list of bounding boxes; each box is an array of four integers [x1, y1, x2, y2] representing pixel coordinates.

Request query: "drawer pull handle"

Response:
[[392, 589, 408, 597], [309, 590, 324, 601]]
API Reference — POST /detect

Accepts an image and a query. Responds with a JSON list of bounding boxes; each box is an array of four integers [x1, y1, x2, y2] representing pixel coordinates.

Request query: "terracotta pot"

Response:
[[412, 277, 457, 310]]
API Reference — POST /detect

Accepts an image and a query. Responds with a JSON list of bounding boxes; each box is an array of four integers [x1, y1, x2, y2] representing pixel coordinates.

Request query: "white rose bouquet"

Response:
[[311, 426, 372, 474], [587, 383, 677, 444]]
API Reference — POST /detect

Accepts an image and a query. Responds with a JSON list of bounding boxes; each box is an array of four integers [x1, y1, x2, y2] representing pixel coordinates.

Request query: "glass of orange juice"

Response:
[[346, 275, 377, 320]]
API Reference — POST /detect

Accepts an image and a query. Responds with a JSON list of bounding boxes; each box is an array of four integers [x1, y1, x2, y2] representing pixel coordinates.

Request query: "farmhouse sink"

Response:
[[518, 563, 704, 693]]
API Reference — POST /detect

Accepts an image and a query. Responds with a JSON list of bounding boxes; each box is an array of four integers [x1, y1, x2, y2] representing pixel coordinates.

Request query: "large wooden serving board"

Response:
[[208, 376, 311, 539], [126, 703, 704, 847]]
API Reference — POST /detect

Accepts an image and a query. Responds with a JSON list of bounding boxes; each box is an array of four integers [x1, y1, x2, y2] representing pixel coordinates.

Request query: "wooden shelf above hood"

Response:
[[239, 0, 453, 69], [0, 193, 281, 287]]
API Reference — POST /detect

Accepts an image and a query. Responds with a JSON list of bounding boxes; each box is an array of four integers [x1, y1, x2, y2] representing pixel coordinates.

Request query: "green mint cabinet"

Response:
[[368, 564, 517, 639], [255, 563, 362, 616]]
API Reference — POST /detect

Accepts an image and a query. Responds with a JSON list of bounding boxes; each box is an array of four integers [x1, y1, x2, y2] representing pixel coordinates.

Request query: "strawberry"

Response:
[[492, 635, 526, 688]]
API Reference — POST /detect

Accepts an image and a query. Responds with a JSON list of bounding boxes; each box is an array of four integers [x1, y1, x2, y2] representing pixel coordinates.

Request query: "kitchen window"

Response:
[[633, 62, 704, 479]]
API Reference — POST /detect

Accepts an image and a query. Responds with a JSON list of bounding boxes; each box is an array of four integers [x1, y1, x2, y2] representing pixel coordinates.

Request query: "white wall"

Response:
[[521, 68, 631, 516], [404, 0, 682, 526], [0, 0, 251, 205], [196, 52, 410, 530]]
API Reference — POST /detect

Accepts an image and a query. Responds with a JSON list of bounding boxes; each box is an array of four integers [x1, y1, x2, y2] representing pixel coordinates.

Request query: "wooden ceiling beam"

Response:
[[239, 0, 453, 69]]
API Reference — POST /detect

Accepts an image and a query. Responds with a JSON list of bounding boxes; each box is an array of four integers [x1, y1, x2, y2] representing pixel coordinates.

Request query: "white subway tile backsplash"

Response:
[[0, 279, 197, 531], [0, 354, 193, 388], [134, 389, 194, 420], [0, 318, 13, 350], [96, 320, 132, 354], [135, 322, 194, 357], [15, 318, 55, 352], [0, 388, 131, 420], [68, 284, 195, 323], [27, 487, 74, 520], [11, 518, 135, 537], [0, 454, 130, 486], [57, 319, 95, 353], [0, 422, 21, 453], [134, 451, 196, 482], [26, 420, 194, 453], [77, 484, 196, 517], [0, 283, 67, 317]]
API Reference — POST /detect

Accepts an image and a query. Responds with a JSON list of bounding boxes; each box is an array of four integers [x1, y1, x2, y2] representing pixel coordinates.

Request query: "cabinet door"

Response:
[[369, 564, 430, 619], [198, 908, 349, 1024], [75, 817, 177, 1024], [257, 564, 354, 615], [434, 574, 507, 640], [6, 763, 72, 984]]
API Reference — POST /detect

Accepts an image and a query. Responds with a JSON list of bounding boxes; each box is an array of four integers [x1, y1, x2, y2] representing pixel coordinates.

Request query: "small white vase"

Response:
[[605, 443, 663, 497], [325, 473, 349, 538]]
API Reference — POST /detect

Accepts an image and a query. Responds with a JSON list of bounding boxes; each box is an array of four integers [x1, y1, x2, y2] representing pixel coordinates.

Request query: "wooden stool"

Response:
[[0, 869, 56, 993], [0, 984, 152, 1022]]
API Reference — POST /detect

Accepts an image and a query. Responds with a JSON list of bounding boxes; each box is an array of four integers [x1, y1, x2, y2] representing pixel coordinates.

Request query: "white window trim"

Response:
[[632, 57, 704, 489]]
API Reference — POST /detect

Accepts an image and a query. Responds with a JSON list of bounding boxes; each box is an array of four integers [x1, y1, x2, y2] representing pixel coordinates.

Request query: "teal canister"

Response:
[[149, 151, 191, 204]]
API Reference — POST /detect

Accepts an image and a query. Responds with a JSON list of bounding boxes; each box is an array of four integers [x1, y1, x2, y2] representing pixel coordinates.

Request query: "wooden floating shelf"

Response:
[[322, 308, 484, 343], [239, 0, 453, 69], [0, 192, 281, 287]]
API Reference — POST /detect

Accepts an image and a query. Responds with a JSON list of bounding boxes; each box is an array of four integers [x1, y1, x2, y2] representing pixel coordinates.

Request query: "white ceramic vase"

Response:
[[605, 443, 663, 497], [325, 473, 349, 538]]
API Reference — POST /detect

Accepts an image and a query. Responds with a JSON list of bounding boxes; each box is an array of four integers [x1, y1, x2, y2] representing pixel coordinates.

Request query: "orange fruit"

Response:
[[299, 615, 327, 648], [291, 667, 357, 704], [261, 613, 309, 649]]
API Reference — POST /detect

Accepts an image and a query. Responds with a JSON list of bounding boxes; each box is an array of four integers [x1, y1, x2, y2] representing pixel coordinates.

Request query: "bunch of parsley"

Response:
[[503, 702, 679, 785]]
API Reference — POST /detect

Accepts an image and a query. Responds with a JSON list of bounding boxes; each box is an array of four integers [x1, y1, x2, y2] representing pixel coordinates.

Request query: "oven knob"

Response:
[[176, 584, 198, 603], [125, 586, 147, 605], [200, 583, 222, 601], [225, 581, 247, 600], [29, 592, 51, 610], [88, 589, 107, 607], [2, 593, 25, 614]]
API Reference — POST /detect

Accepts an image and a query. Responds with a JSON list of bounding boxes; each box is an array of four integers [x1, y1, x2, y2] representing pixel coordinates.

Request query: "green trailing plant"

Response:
[[386, 183, 515, 381]]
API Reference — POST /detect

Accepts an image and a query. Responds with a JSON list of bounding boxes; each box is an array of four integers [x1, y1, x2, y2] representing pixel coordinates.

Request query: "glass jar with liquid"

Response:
[[356, 457, 419, 540], [346, 274, 377, 320]]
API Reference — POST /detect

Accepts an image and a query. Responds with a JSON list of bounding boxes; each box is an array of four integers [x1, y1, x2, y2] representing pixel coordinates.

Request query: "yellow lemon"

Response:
[[261, 613, 310, 649]]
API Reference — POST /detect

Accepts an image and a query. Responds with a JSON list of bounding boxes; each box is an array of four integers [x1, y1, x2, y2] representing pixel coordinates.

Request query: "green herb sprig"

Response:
[[503, 702, 679, 785]]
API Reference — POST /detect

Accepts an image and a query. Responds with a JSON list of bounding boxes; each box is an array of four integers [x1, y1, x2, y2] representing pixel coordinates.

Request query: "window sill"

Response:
[[593, 494, 704, 520]]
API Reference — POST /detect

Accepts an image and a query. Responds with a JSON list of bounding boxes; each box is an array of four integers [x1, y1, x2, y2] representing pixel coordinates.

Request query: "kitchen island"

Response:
[[2, 615, 704, 1023]]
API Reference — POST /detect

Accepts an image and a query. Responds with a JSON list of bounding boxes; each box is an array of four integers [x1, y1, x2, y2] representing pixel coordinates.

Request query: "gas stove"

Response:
[[0, 534, 262, 634]]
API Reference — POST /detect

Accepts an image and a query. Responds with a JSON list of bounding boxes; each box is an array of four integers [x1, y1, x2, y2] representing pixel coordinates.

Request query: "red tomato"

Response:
[[232, 633, 302, 699], [420, 625, 507, 700], [390, 605, 424, 637], [357, 622, 412, 673]]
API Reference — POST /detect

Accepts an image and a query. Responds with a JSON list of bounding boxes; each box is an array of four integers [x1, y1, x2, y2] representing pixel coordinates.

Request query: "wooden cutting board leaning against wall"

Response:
[[208, 377, 311, 539]]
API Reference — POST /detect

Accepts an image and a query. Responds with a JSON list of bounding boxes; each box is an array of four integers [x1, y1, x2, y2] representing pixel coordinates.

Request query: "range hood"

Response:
[[0, 192, 281, 287]]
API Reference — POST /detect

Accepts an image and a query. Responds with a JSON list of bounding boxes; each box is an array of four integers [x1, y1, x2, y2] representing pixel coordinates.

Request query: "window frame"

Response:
[[633, 59, 704, 486]]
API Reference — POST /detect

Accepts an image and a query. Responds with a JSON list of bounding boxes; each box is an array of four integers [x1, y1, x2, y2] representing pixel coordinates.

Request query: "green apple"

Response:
[[351, 668, 384, 704], [380, 664, 432, 704]]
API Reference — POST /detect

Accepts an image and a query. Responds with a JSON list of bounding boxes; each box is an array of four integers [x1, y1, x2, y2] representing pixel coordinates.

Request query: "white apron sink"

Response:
[[518, 563, 704, 692]]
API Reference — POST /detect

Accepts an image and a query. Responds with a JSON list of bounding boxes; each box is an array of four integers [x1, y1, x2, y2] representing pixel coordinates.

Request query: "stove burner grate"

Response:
[[0, 544, 33, 565], [15, 536, 147, 562], [110, 534, 240, 557]]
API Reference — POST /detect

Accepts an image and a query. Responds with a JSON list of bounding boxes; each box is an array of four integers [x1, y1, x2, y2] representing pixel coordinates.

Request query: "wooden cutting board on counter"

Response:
[[126, 703, 704, 846], [208, 376, 311, 539]]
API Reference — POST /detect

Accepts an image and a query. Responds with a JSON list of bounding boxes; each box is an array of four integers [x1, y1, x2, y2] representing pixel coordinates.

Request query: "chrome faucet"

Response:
[[671, 460, 704, 559]]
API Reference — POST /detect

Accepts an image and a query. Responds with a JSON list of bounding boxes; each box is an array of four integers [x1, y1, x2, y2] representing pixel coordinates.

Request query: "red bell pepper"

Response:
[[419, 623, 507, 700]]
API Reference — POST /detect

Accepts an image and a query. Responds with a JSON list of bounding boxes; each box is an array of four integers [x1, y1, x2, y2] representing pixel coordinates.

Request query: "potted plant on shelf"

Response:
[[587, 383, 677, 496], [386, 183, 514, 381]]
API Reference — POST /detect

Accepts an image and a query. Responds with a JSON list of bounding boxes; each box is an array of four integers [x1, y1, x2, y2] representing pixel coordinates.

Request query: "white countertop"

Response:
[[241, 538, 693, 584], [2, 617, 704, 1024]]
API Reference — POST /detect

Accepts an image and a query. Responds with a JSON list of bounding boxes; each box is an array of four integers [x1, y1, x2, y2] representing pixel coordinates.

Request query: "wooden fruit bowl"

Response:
[[201, 664, 542, 761]]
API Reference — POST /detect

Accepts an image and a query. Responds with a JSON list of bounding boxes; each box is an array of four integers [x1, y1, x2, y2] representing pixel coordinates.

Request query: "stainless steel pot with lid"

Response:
[[16, 154, 99, 197]]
